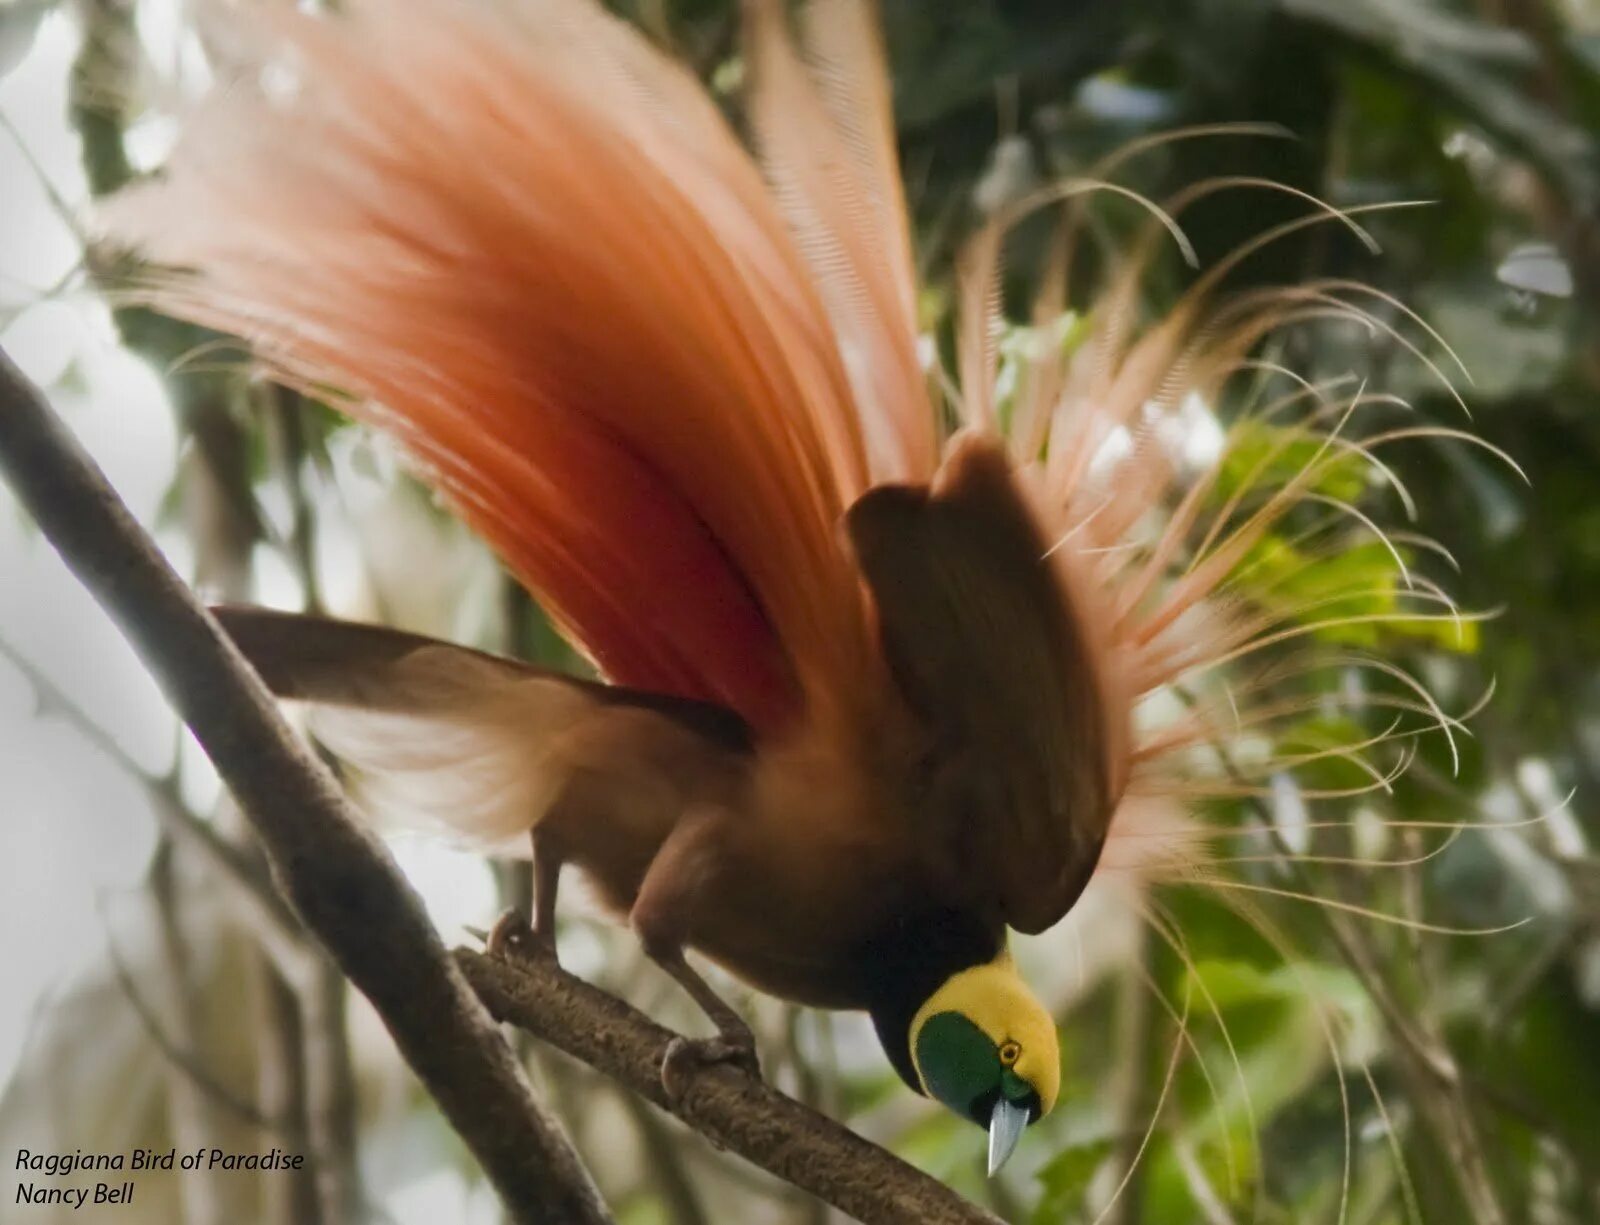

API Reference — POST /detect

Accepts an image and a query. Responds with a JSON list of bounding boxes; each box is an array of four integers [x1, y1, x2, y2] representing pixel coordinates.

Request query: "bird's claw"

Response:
[[486, 908, 557, 965], [661, 1032, 761, 1104]]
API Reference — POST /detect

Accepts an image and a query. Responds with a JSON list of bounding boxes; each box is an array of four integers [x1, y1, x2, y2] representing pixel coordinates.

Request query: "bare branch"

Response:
[[457, 935, 1005, 1225], [0, 347, 612, 1225]]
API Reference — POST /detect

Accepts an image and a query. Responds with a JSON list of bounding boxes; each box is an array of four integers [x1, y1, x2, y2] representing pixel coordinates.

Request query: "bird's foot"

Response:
[[660, 1029, 760, 1104], [485, 908, 557, 965]]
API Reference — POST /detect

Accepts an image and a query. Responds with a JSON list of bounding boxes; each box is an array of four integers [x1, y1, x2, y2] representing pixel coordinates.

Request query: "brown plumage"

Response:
[[209, 436, 1089, 1012]]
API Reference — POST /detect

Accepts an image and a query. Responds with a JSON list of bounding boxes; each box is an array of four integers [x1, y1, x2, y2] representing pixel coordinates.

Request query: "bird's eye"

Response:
[[998, 1040, 1021, 1067]]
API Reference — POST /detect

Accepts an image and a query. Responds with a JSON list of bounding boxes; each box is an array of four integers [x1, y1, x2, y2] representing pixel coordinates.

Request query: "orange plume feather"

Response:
[[105, 0, 906, 736]]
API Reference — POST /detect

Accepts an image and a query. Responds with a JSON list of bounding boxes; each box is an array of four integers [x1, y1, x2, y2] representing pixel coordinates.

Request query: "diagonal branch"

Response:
[[457, 932, 1004, 1225], [0, 347, 612, 1225]]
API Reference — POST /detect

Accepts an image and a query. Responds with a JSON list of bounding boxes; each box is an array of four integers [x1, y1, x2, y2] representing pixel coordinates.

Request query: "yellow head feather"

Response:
[[909, 950, 1061, 1115]]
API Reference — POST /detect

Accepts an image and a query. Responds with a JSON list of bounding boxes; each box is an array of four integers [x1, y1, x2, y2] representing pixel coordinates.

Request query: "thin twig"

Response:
[[0, 108, 89, 243], [302, 960, 363, 1224], [146, 841, 232, 1225], [262, 383, 363, 1224], [265, 384, 327, 615], [1102, 927, 1159, 1225]]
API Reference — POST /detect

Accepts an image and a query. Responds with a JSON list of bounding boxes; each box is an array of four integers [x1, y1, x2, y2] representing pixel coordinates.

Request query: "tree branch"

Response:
[[0, 347, 611, 1225], [457, 935, 1004, 1225]]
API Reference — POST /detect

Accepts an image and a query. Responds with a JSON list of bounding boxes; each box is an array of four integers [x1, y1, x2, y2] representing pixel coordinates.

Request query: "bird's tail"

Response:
[[102, 0, 896, 739], [946, 146, 1523, 1215], [950, 163, 1511, 867]]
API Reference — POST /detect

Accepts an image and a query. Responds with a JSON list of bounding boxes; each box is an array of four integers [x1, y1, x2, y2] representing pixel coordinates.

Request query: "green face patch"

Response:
[[914, 1011, 1005, 1124], [915, 1011, 1046, 1128]]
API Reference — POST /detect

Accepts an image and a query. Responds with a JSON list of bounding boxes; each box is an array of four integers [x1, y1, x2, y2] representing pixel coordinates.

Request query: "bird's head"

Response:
[[909, 952, 1060, 1173]]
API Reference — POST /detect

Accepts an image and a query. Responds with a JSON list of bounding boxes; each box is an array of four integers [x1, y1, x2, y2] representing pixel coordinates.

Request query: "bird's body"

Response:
[[109, 0, 1476, 1163], [213, 542, 1016, 1018]]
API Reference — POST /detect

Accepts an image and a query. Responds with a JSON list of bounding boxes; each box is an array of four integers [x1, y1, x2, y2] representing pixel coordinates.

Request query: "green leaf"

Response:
[[1032, 1138, 1113, 1224], [1212, 420, 1371, 508]]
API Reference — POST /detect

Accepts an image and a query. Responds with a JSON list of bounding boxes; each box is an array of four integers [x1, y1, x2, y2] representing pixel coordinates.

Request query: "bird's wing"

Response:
[[104, 0, 900, 738], [845, 435, 1117, 934], [214, 606, 751, 850]]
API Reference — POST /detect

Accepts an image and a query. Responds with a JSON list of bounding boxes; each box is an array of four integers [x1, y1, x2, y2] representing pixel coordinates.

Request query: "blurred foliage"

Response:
[[4, 0, 1600, 1223]]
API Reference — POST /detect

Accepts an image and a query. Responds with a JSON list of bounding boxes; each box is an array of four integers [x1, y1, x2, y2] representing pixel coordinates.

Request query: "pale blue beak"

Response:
[[987, 1097, 1030, 1175]]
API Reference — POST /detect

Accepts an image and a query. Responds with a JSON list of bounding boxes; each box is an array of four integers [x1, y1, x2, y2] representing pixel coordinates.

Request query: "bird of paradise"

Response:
[[104, 0, 1513, 1185]]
